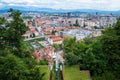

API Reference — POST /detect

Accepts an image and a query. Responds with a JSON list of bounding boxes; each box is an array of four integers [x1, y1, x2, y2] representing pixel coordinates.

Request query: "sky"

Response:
[[0, 0, 120, 11]]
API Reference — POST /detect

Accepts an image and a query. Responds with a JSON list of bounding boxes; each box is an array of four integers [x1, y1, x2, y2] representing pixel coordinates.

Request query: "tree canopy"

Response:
[[63, 17, 120, 80], [0, 9, 45, 80]]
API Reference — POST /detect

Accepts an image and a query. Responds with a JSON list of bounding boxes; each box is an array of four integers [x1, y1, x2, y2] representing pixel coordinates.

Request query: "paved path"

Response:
[[55, 50, 64, 80], [56, 50, 64, 64]]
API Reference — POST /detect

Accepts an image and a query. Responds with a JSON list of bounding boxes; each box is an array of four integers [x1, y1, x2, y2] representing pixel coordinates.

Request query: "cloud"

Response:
[[0, 0, 120, 11]]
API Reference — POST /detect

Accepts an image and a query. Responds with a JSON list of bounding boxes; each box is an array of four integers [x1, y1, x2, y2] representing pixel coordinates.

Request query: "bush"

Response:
[[39, 59, 48, 65]]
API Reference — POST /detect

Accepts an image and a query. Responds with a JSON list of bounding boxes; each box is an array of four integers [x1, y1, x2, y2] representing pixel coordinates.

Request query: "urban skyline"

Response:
[[0, 0, 120, 11]]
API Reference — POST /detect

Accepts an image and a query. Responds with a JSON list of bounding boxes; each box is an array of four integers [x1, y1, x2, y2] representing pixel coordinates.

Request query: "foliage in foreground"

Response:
[[63, 18, 120, 80], [0, 9, 45, 80]]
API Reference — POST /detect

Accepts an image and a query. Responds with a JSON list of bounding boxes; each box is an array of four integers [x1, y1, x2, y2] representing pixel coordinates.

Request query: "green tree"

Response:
[[63, 37, 79, 65], [80, 38, 106, 72], [63, 37, 76, 53], [0, 54, 28, 80], [28, 66, 45, 80], [0, 9, 45, 80], [65, 52, 79, 65], [101, 18, 120, 79], [51, 30, 57, 35], [6, 9, 28, 54], [0, 9, 28, 57]]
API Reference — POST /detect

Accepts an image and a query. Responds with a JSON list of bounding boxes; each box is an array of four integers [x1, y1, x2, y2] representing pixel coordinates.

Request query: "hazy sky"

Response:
[[0, 0, 120, 11]]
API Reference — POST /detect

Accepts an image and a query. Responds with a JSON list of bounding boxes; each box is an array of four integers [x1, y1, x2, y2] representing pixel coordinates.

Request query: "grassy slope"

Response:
[[64, 65, 91, 80], [39, 65, 50, 80]]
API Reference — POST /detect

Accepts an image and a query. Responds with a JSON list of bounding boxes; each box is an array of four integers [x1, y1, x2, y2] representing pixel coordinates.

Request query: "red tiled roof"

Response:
[[33, 46, 54, 64], [47, 35, 63, 42], [30, 28, 35, 32], [52, 37, 63, 42], [47, 27, 54, 31], [48, 35, 56, 38]]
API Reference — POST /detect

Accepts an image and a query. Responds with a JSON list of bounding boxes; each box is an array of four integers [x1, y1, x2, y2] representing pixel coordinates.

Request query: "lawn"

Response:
[[64, 65, 91, 80], [28, 37, 45, 42], [39, 65, 50, 80]]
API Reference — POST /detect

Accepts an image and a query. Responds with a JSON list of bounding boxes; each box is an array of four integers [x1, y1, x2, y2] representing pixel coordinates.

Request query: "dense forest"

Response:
[[63, 18, 120, 80]]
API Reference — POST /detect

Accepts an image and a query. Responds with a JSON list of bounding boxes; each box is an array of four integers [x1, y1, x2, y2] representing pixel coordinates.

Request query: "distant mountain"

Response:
[[0, 6, 54, 11], [0, 6, 120, 14]]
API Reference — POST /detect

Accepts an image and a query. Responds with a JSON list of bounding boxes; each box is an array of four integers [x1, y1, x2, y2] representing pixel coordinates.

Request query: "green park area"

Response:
[[64, 65, 91, 80], [39, 65, 50, 80]]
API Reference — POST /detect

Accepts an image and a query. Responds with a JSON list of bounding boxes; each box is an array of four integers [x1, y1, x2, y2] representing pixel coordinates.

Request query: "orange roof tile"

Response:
[[52, 37, 63, 42]]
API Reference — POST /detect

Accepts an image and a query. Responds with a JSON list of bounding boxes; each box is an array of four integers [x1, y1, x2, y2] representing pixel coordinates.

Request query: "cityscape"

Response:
[[0, 0, 120, 80]]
